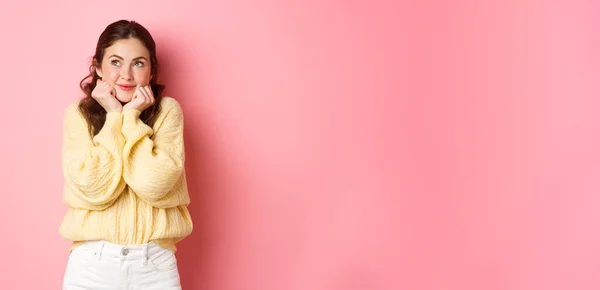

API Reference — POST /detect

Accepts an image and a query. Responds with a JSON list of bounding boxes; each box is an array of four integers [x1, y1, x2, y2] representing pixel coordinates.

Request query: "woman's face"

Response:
[[96, 37, 152, 103]]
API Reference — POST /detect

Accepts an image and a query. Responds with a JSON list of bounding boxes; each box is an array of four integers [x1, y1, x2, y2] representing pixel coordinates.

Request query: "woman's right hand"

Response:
[[92, 80, 122, 113]]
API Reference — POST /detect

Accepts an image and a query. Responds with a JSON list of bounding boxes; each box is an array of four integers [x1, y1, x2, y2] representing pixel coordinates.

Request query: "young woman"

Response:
[[59, 20, 193, 289]]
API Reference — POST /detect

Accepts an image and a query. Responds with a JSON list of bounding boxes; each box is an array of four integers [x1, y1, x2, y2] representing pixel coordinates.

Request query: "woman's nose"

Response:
[[120, 67, 133, 80]]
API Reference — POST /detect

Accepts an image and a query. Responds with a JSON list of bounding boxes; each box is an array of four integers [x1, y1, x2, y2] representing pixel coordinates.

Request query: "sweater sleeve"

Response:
[[62, 103, 127, 210], [121, 99, 186, 206]]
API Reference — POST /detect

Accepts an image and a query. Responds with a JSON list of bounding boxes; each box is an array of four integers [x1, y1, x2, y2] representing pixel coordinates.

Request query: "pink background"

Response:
[[1, 0, 599, 289]]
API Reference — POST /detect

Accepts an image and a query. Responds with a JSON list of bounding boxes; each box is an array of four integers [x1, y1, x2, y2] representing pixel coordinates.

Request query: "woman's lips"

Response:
[[118, 85, 135, 91]]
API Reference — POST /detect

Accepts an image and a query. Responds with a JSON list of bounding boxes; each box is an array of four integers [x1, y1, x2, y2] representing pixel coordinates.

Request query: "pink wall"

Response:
[[1, 0, 599, 289]]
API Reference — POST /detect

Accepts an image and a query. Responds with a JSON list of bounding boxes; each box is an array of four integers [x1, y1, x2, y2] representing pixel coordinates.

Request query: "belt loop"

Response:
[[97, 241, 105, 261], [142, 244, 148, 265]]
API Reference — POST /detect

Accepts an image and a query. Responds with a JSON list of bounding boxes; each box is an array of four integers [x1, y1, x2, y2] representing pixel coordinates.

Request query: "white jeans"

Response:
[[62, 240, 182, 290]]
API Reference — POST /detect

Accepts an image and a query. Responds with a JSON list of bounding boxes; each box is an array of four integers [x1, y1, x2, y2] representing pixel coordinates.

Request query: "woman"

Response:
[[59, 20, 193, 289]]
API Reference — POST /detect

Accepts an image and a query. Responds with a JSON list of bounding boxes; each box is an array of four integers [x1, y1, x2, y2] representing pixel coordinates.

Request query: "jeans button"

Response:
[[121, 248, 129, 256]]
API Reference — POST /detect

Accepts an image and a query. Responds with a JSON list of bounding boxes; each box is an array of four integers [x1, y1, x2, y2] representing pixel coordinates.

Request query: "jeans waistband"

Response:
[[76, 240, 167, 261]]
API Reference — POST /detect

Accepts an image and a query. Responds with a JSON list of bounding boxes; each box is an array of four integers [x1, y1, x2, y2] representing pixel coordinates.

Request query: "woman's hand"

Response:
[[123, 85, 155, 112], [91, 80, 122, 113]]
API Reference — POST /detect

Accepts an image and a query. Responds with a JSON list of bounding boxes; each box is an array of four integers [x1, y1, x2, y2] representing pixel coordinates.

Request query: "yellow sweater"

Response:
[[59, 96, 193, 251]]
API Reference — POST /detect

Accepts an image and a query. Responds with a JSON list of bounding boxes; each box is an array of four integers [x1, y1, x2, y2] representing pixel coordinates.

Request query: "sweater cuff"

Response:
[[97, 111, 123, 136], [123, 109, 142, 126]]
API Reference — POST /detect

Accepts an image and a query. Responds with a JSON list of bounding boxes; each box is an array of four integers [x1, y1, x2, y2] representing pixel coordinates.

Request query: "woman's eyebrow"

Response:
[[108, 55, 148, 61]]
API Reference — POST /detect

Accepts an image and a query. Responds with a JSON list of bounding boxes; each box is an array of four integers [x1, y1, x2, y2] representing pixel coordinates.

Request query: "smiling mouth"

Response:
[[118, 85, 135, 91]]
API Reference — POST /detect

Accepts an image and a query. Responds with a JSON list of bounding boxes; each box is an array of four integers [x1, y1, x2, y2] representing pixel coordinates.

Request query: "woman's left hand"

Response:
[[123, 85, 155, 112]]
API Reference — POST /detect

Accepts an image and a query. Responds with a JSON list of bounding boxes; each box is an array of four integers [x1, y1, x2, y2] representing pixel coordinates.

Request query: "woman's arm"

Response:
[[121, 98, 188, 207], [62, 103, 127, 210]]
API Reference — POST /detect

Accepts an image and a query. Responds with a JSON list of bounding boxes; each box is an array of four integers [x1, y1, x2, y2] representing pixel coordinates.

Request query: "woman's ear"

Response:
[[93, 59, 102, 78]]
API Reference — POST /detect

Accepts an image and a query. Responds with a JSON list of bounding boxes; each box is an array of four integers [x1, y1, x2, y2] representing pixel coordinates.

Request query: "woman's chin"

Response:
[[116, 94, 132, 104]]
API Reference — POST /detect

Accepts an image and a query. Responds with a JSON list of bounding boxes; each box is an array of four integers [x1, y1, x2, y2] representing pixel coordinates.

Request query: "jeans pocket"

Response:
[[63, 247, 102, 288], [147, 248, 178, 272], [68, 246, 96, 265]]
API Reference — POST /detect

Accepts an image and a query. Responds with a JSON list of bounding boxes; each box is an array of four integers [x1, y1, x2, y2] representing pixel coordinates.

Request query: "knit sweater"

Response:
[[59, 96, 193, 251]]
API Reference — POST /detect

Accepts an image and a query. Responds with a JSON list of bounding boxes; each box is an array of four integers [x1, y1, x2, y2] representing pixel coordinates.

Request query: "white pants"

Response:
[[63, 240, 182, 290]]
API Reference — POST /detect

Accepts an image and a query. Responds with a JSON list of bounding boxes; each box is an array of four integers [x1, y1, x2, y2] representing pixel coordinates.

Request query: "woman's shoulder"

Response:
[[67, 99, 82, 109], [159, 96, 183, 113], [64, 100, 83, 117]]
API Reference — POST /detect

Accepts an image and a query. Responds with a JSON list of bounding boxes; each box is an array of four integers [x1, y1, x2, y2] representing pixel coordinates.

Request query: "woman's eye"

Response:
[[111, 60, 121, 66], [134, 61, 144, 67]]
